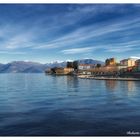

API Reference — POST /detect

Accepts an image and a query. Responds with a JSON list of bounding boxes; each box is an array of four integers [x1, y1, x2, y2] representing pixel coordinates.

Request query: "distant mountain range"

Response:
[[76, 59, 104, 65], [0, 59, 104, 73]]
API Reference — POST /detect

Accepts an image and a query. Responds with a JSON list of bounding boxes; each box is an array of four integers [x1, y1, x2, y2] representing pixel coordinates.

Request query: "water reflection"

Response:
[[104, 79, 138, 97], [127, 81, 136, 92], [66, 76, 79, 93], [105, 80, 117, 91], [105, 80, 137, 92], [125, 81, 138, 97]]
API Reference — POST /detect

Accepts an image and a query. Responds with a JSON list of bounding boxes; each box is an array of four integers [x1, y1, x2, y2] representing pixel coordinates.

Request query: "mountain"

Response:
[[0, 59, 104, 73], [45, 61, 67, 68], [77, 59, 104, 65], [0, 61, 46, 73], [0, 63, 4, 67], [0, 61, 66, 73]]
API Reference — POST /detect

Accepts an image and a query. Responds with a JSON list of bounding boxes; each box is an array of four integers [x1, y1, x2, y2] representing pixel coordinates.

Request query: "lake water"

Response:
[[0, 74, 140, 136]]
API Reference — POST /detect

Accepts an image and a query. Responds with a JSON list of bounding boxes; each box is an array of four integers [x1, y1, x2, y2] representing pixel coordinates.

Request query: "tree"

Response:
[[105, 59, 109, 66], [73, 61, 78, 70], [67, 62, 73, 68], [96, 63, 101, 68], [66, 61, 78, 70], [51, 67, 56, 73]]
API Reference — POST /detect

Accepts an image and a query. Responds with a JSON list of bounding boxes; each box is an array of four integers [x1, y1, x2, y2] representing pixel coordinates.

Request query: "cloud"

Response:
[[0, 22, 39, 51], [105, 40, 140, 53], [0, 4, 140, 63], [61, 47, 93, 54], [0, 51, 26, 55], [33, 15, 140, 53], [66, 59, 73, 62], [106, 47, 133, 53], [130, 56, 140, 59], [0, 4, 140, 54]]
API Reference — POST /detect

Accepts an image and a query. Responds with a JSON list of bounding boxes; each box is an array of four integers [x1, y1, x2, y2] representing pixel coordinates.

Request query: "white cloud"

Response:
[[33, 16, 140, 52], [0, 51, 26, 55], [104, 40, 140, 53], [0, 5, 140, 56], [61, 47, 93, 54], [66, 59, 73, 62], [130, 56, 140, 59]]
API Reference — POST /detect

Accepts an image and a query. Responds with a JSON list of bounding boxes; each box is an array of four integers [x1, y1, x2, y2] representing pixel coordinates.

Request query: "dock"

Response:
[[78, 75, 140, 81]]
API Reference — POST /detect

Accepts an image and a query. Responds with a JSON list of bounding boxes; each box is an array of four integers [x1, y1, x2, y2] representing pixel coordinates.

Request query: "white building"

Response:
[[78, 64, 95, 75], [78, 64, 95, 70]]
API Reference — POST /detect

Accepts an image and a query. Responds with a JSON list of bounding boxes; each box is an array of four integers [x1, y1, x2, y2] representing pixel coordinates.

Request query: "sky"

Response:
[[0, 4, 140, 63]]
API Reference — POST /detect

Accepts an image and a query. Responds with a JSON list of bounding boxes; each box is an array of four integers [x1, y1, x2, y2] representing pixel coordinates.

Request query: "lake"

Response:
[[0, 74, 140, 136]]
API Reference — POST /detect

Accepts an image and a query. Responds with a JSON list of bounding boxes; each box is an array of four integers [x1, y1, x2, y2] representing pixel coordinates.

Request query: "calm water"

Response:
[[0, 74, 140, 136]]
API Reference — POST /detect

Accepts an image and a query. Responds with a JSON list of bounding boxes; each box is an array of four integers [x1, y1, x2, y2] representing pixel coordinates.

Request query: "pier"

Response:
[[78, 75, 140, 81]]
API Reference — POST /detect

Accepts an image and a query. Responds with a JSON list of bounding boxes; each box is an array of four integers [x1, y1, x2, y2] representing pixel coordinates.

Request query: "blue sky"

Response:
[[0, 4, 140, 63]]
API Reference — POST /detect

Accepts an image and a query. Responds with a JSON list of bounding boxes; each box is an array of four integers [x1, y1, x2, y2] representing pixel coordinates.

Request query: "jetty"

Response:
[[78, 75, 140, 81]]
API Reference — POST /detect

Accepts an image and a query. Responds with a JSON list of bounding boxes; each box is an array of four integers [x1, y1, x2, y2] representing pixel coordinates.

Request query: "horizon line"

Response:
[[0, 56, 139, 64]]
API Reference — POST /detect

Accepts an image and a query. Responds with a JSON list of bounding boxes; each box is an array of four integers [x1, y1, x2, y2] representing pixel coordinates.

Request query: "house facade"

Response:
[[120, 58, 136, 67], [135, 59, 140, 71]]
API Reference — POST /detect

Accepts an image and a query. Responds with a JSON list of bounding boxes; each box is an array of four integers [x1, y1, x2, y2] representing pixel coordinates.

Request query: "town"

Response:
[[45, 57, 140, 80]]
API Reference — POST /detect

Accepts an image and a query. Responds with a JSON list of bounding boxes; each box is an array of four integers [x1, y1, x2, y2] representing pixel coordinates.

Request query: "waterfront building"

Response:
[[53, 67, 64, 74], [86, 66, 116, 76], [78, 64, 96, 75], [135, 59, 140, 71], [45, 67, 74, 75], [45, 68, 52, 74], [105, 58, 116, 66], [120, 58, 136, 67], [64, 68, 74, 73], [78, 64, 95, 70], [87, 65, 128, 76], [55, 67, 74, 75]]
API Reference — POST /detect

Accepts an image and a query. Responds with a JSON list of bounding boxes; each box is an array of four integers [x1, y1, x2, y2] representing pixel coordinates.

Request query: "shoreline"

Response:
[[78, 75, 140, 81]]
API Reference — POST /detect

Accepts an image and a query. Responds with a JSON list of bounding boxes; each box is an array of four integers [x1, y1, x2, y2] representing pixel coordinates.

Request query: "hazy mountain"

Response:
[[0, 63, 5, 71], [77, 59, 104, 65], [0, 61, 46, 73], [0, 61, 66, 73], [0, 59, 104, 73], [45, 61, 67, 68]]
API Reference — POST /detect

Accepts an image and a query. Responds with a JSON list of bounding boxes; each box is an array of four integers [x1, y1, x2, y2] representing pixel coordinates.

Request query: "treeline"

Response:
[[66, 61, 78, 70]]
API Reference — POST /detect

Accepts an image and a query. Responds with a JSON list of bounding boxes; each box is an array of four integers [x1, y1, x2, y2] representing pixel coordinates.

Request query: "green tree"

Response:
[[96, 63, 101, 68], [67, 62, 73, 68], [73, 61, 78, 70]]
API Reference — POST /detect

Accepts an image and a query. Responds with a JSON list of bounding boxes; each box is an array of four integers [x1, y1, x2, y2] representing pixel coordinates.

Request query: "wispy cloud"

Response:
[[0, 4, 140, 62], [33, 16, 140, 53], [130, 56, 140, 59], [1, 5, 140, 53], [0, 23, 36, 51], [61, 47, 93, 54], [0, 51, 26, 55], [105, 40, 140, 53]]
